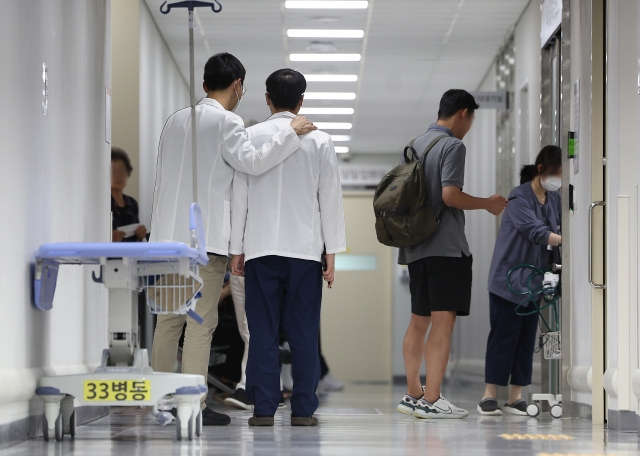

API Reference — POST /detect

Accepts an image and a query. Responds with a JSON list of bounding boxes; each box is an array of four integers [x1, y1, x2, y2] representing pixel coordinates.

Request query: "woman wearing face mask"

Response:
[[477, 145, 562, 416]]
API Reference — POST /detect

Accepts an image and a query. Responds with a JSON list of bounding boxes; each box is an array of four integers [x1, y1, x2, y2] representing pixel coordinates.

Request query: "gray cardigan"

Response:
[[488, 182, 561, 305]]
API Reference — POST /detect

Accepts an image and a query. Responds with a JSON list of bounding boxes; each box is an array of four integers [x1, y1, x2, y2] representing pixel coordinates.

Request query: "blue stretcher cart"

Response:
[[34, 203, 209, 441]]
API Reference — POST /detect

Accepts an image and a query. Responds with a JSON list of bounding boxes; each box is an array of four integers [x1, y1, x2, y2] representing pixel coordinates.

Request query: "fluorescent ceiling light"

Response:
[[304, 92, 356, 100], [314, 122, 352, 130], [285, 1, 368, 9], [288, 29, 364, 38], [335, 146, 350, 153], [299, 107, 354, 115], [304, 74, 358, 82], [331, 135, 351, 142], [290, 54, 361, 62]]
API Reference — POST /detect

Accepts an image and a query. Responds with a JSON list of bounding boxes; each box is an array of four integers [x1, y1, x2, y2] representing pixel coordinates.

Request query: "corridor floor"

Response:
[[3, 384, 640, 455]]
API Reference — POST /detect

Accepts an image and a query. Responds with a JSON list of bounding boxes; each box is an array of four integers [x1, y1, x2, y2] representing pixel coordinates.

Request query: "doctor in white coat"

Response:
[[149, 53, 316, 426], [230, 69, 346, 427]]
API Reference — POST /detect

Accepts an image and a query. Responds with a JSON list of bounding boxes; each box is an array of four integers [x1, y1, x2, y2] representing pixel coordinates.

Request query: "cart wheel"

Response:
[[43, 412, 63, 442], [526, 403, 540, 417], [54, 413, 64, 442], [176, 412, 194, 441], [196, 409, 202, 437], [69, 410, 76, 438], [187, 414, 195, 441], [42, 414, 51, 442], [550, 404, 562, 419]]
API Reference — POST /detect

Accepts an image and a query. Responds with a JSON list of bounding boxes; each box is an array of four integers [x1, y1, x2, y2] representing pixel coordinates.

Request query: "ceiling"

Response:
[[144, 0, 529, 156]]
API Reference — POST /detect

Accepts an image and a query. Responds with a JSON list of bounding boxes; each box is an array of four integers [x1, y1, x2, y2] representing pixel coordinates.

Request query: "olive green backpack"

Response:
[[373, 136, 447, 247]]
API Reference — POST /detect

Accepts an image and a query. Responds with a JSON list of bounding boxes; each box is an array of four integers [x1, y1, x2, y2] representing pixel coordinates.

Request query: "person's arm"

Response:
[[508, 194, 557, 245], [230, 170, 249, 276], [318, 139, 347, 255], [438, 141, 507, 216], [442, 186, 508, 215], [318, 139, 347, 288], [222, 115, 315, 176]]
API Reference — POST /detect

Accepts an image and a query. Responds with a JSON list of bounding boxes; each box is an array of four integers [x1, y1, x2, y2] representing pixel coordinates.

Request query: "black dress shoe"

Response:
[[202, 408, 231, 426]]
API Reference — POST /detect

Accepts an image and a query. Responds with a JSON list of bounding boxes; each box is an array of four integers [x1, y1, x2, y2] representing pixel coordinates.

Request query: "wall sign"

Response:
[[470, 91, 508, 110], [541, 0, 563, 48], [339, 164, 391, 188]]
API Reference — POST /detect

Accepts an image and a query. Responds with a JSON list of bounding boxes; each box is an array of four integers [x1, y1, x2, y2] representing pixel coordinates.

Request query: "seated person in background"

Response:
[[230, 69, 346, 427], [111, 147, 147, 242]]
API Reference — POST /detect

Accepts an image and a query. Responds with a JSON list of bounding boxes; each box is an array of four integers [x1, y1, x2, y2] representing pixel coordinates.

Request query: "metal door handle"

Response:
[[588, 201, 606, 289]]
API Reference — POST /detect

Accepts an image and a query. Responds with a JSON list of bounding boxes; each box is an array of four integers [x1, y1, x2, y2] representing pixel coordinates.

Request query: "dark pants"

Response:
[[319, 331, 329, 378], [485, 292, 539, 387], [245, 256, 322, 417]]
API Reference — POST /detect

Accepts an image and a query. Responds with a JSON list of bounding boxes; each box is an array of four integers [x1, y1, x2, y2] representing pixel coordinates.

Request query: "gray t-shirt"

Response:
[[398, 124, 471, 265]]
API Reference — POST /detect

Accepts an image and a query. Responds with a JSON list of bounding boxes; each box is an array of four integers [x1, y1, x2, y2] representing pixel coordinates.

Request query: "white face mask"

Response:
[[541, 175, 562, 192], [231, 83, 243, 113]]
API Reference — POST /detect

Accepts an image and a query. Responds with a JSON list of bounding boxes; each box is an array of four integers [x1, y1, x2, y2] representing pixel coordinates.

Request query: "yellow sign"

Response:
[[83, 380, 151, 402]]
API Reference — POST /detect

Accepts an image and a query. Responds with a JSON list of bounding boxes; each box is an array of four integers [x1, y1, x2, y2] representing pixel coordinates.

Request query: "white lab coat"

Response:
[[230, 111, 347, 262], [150, 98, 302, 255]]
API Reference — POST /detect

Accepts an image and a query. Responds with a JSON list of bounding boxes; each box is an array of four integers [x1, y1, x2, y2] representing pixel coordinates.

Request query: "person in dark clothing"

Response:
[[111, 147, 147, 242], [478, 146, 562, 417]]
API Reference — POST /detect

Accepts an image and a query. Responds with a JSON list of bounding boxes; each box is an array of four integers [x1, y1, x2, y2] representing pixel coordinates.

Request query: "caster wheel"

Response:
[[196, 410, 202, 437], [526, 403, 540, 417], [69, 411, 76, 438], [550, 404, 562, 419], [43, 413, 63, 442], [55, 413, 64, 441], [176, 412, 195, 441], [188, 414, 195, 441]]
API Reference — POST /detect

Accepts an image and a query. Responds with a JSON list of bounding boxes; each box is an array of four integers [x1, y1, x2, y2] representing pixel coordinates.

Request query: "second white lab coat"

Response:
[[230, 111, 347, 262], [150, 98, 302, 255]]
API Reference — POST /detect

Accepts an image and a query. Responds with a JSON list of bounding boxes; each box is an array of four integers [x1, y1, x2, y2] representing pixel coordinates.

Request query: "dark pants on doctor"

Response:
[[245, 255, 322, 417], [485, 292, 539, 386]]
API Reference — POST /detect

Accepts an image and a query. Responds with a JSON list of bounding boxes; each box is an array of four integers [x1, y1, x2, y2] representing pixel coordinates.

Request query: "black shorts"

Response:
[[407, 255, 473, 317]]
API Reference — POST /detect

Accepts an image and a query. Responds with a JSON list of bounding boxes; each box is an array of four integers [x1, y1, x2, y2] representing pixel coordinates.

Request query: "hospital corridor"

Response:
[[3, 0, 640, 455]]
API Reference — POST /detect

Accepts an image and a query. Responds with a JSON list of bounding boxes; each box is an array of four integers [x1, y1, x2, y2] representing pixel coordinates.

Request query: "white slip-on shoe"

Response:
[[503, 399, 529, 416], [477, 398, 502, 416]]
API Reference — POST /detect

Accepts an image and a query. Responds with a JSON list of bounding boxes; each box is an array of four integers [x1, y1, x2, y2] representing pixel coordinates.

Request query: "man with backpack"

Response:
[[390, 89, 508, 419]]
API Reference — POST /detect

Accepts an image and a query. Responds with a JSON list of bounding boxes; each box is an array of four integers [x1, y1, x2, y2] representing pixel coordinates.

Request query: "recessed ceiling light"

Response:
[[335, 146, 350, 153], [331, 135, 351, 142], [304, 74, 358, 82], [288, 29, 364, 38], [285, 1, 368, 9], [304, 92, 356, 100], [299, 107, 354, 115], [290, 54, 361, 62], [314, 122, 352, 130]]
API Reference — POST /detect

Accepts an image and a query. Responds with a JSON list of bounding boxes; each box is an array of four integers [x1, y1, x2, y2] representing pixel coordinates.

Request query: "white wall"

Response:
[[569, 0, 597, 407], [604, 0, 639, 416], [514, 0, 542, 165], [138, 2, 189, 228], [0, 0, 110, 426]]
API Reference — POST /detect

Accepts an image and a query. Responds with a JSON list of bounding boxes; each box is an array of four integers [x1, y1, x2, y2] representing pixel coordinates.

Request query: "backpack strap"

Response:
[[403, 139, 419, 163], [418, 135, 448, 162]]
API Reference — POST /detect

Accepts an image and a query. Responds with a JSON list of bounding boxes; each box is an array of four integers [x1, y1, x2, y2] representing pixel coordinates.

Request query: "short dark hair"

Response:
[[266, 69, 307, 110], [111, 147, 133, 176], [203, 53, 246, 92], [437, 89, 480, 119], [520, 145, 562, 184]]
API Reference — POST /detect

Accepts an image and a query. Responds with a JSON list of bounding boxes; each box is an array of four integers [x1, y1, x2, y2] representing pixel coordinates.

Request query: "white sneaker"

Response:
[[414, 396, 469, 419], [317, 373, 345, 393]]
